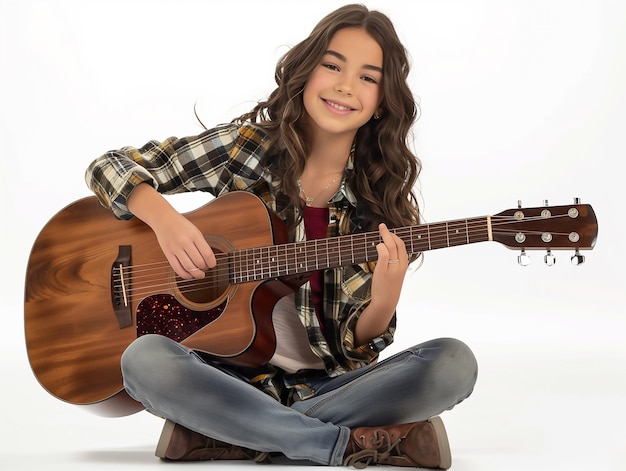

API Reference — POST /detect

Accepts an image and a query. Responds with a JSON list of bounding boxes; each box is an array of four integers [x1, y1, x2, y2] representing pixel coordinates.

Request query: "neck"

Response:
[[228, 215, 492, 283], [305, 129, 355, 173]]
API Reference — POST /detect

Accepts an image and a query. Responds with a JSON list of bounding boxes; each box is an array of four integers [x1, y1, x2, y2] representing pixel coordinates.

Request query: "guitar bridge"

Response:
[[111, 245, 132, 328]]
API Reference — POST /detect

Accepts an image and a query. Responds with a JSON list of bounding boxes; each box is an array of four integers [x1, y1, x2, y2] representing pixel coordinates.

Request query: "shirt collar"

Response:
[[328, 169, 357, 207]]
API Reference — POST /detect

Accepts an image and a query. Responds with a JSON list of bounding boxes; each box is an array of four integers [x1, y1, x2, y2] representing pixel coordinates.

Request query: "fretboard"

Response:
[[228, 216, 491, 284]]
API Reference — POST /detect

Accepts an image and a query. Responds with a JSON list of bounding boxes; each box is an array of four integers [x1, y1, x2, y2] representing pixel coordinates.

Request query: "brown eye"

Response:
[[361, 75, 378, 84], [322, 63, 340, 71]]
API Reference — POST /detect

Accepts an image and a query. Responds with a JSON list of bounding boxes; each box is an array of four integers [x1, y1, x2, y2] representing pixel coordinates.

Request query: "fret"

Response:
[[284, 244, 291, 275], [350, 234, 355, 264], [239, 249, 245, 282], [253, 247, 261, 280], [305, 240, 314, 271], [306, 240, 316, 271], [324, 238, 330, 269], [280, 243, 291, 276], [265, 246, 271, 278], [469, 217, 490, 244], [273, 244, 281, 277], [312, 240, 319, 271], [432, 223, 446, 250], [267, 246, 277, 278], [229, 251, 236, 283], [260, 246, 267, 278], [370, 232, 380, 259], [240, 248, 247, 282], [244, 248, 251, 282], [327, 238, 338, 267], [265, 246, 272, 277], [446, 220, 469, 247], [298, 243, 305, 271], [331, 238, 340, 267], [235, 248, 244, 283], [412, 226, 425, 254]]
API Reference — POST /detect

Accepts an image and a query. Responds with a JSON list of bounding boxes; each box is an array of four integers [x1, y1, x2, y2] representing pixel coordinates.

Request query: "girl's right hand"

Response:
[[127, 183, 216, 279], [152, 212, 217, 279]]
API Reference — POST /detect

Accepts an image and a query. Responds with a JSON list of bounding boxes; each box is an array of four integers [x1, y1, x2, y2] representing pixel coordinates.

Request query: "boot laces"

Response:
[[241, 448, 272, 464], [343, 429, 403, 468]]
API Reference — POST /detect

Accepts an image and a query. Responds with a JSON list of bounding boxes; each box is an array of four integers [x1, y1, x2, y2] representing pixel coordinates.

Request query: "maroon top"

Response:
[[302, 205, 329, 333]]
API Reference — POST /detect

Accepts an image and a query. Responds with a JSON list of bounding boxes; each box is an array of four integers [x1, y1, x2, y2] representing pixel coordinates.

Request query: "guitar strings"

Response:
[[112, 212, 576, 299], [112, 212, 577, 300]]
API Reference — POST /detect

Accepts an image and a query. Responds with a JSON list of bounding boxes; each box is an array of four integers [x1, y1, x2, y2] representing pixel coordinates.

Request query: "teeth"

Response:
[[327, 100, 351, 111]]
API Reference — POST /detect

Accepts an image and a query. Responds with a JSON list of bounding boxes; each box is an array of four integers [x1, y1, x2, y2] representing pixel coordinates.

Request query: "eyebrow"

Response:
[[324, 50, 383, 73]]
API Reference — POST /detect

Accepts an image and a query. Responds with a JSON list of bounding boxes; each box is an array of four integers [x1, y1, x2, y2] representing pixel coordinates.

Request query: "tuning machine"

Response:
[[517, 249, 530, 266], [544, 249, 556, 266], [570, 198, 586, 265], [571, 249, 585, 265]]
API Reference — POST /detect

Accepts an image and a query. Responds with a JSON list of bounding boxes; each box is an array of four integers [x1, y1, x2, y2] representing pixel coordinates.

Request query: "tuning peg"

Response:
[[518, 249, 530, 266], [571, 249, 585, 265], [544, 249, 556, 266]]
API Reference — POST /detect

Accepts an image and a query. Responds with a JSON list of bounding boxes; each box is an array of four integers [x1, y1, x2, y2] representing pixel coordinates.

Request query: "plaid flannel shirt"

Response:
[[86, 122, 395, 403]]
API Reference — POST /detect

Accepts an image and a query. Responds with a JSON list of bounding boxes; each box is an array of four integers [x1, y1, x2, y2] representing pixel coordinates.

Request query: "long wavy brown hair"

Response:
[[234, 4, 421, 232]]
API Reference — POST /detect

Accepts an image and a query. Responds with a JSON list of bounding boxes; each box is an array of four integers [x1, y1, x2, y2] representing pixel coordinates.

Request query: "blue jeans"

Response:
[[121, 334, 477, 465]]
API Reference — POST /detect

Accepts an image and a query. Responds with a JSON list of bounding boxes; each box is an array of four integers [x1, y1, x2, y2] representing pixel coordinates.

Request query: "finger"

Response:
[[182, 233, 216, 270], [194, 239, 217, 269], [182, 236, 217, 278], [175, 252, 206, 280], [378, 223, 408, 266], [378, 223, 399, 258], [168, 255, 194, 279], [375, 238, 391, 264]]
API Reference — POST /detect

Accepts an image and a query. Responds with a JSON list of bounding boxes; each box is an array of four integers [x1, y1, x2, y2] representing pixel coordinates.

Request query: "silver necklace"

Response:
[[297, 175, 339, 206]]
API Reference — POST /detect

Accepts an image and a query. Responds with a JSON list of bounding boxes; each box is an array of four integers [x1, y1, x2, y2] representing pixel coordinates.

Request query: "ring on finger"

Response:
[[387, 259, 400, 264]]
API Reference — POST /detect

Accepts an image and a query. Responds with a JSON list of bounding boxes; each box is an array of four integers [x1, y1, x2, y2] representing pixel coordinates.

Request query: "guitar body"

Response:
[[24, 191, 291, 416]]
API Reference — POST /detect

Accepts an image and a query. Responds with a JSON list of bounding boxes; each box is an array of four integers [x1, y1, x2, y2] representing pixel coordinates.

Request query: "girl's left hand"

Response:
[[370, 223, 409, 312], [353, 223, 409, 345]]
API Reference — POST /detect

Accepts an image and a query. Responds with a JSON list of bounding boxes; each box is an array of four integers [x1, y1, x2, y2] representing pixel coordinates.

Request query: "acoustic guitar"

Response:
[[24, 191, 597, 416]]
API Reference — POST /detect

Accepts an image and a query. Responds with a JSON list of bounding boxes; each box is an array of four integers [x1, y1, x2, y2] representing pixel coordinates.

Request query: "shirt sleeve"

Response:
[[85, 122, 263, 219], [337, 263, 396, 363], [342, 302, 396, 362]]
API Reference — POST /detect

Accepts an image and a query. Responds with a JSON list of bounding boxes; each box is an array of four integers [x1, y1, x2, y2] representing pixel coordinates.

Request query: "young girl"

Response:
[[86, 4, 477, 468]]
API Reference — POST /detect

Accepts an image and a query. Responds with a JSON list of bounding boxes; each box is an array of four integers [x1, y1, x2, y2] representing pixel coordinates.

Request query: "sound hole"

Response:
[[177, 254, 231, 304], [172, 235, 236, 311]]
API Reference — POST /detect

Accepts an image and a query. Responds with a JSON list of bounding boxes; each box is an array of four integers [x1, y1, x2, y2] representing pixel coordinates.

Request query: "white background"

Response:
[[2, 0, 625, 469]]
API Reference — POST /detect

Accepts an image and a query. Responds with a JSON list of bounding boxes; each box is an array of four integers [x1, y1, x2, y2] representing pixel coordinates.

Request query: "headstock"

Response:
[[491, 198, 598, 266]]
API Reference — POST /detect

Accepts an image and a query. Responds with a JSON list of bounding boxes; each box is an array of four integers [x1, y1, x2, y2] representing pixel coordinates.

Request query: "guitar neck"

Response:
[[229, 216, 490, 283]]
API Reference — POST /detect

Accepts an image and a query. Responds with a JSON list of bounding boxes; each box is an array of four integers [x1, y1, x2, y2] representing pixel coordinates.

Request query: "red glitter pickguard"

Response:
[[136, 294, 226, 342]]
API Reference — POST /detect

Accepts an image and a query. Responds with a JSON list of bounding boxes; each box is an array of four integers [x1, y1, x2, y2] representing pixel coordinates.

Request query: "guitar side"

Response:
[[24, 192, 285, 415]]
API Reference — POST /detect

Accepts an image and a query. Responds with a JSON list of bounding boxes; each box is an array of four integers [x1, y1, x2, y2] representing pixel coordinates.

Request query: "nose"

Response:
[[335, 73, 355, 96]]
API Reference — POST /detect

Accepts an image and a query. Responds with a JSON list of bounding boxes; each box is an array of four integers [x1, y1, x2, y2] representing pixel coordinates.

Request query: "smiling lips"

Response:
[[323, 98, 355, 113]]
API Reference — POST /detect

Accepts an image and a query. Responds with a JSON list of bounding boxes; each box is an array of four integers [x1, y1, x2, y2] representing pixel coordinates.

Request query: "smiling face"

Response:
[[302, 27, 383, 141]]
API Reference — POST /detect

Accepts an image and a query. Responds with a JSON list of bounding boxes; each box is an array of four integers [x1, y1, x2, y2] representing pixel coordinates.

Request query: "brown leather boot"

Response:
[[155, 420, 271, 463], [343, 416, 451, 469]]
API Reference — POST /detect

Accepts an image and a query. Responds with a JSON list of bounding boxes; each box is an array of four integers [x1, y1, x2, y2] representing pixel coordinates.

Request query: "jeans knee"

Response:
[[439, 338, 478, 394], [411, 337, 478, 396], [440, 338, 477, 370], [121, 334, 182, 392]]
